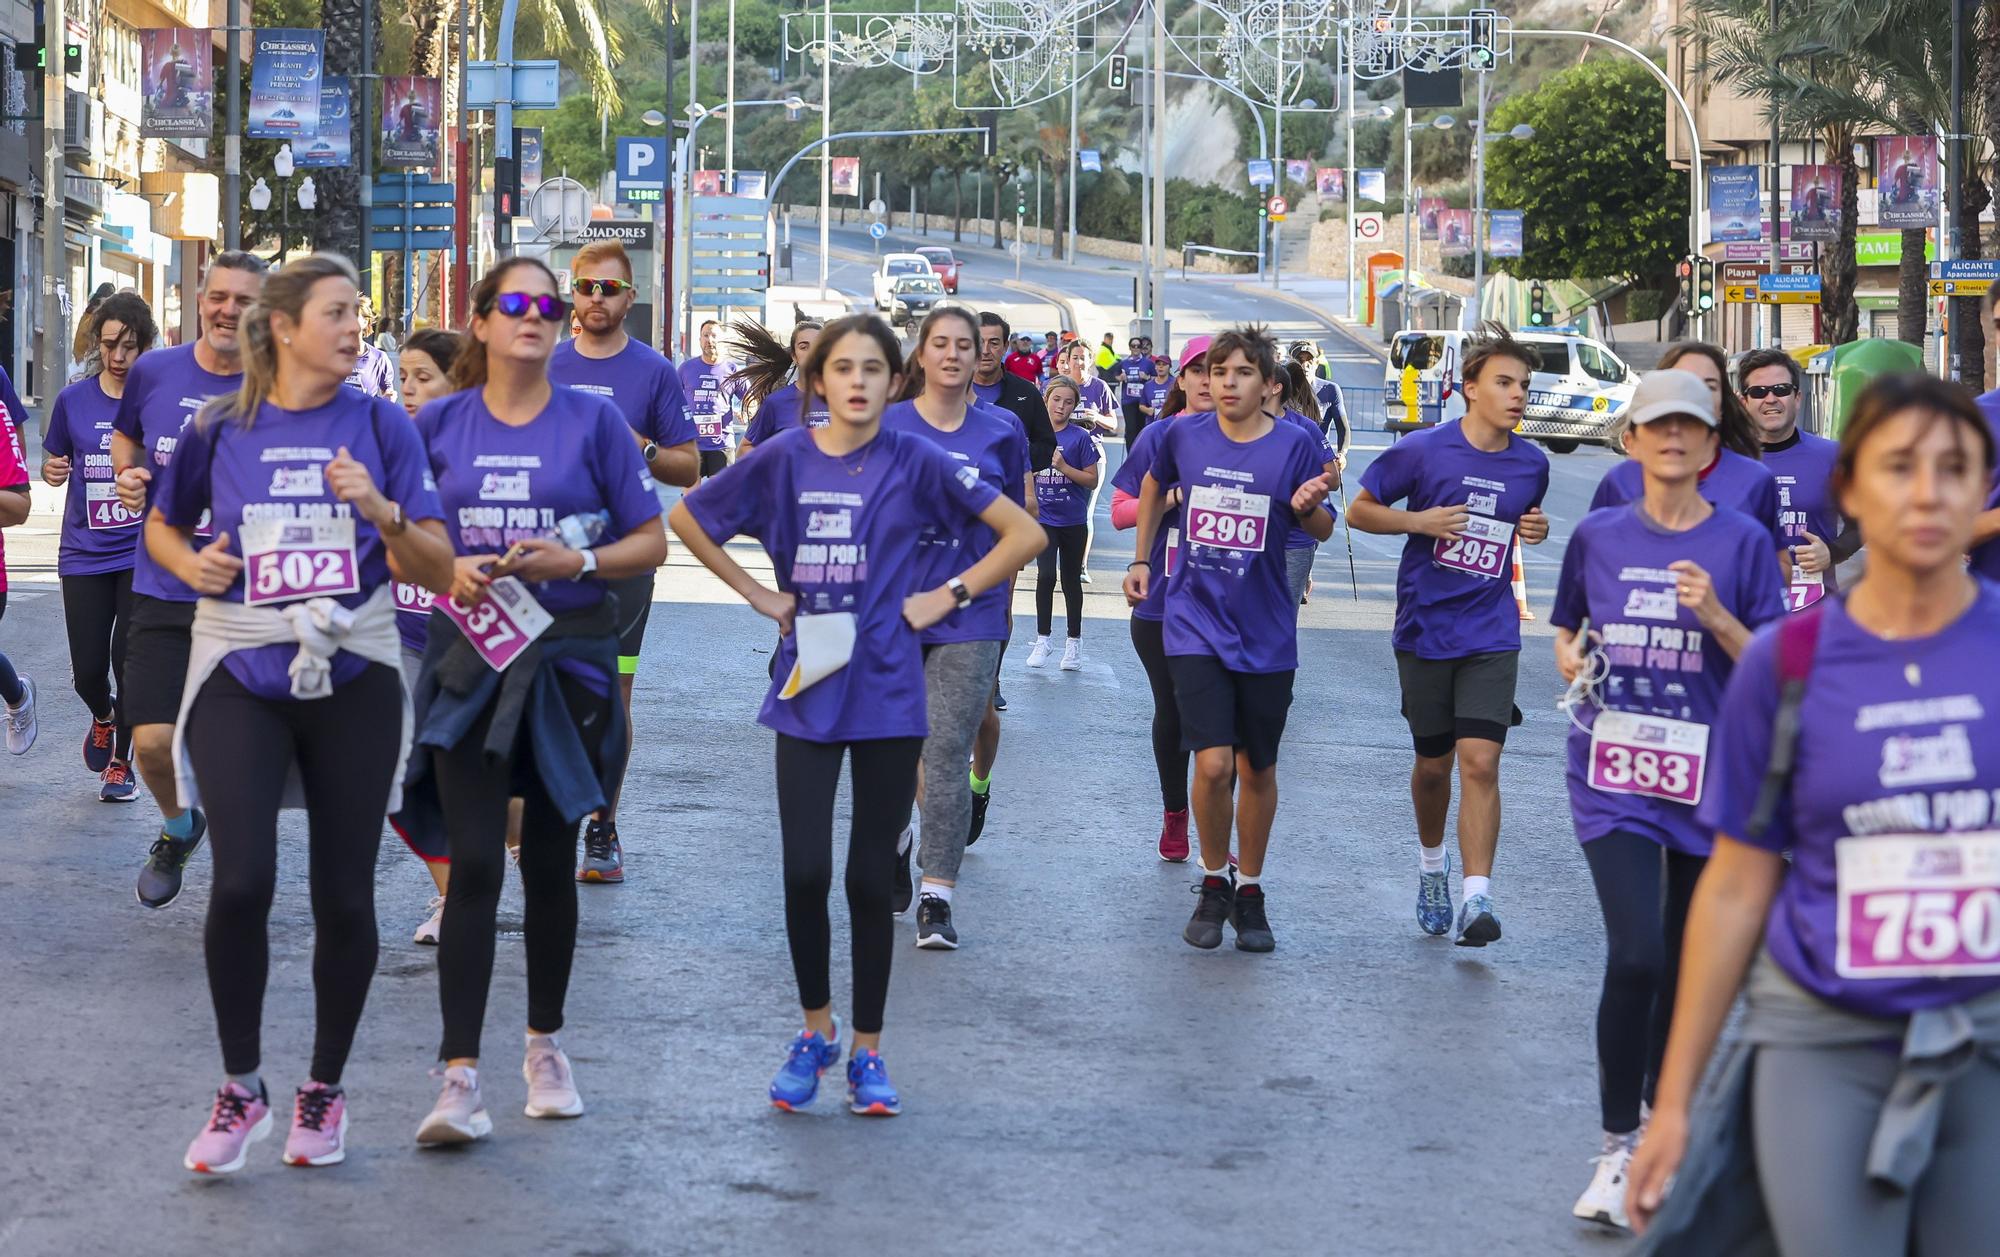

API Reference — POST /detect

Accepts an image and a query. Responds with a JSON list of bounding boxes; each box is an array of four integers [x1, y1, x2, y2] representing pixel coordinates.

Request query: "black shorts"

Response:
[[1395, 650, 1524, 757], [1167, 654, 1295, 772], [610, 572, 655, 674], [699, 449, 729, 479], [123, 593, 198, 727]]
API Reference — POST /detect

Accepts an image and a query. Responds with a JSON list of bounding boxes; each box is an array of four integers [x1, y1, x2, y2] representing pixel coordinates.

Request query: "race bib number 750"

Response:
[[1836, 831, 2000, 979]]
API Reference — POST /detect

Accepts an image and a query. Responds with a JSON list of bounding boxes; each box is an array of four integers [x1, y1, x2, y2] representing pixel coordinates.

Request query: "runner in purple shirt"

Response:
[[735, 319, 828, 453], [1025, 376, 1102, 672], [1974, 382, 2000, 576], [1591, 433, 1788, 587], [1125, 327, 1334, 955], [670, 313, 1041, 1117], [1139, 356, 1173, 423], [1736, 347, 1862, 611], [1117, 337, 1156, 443], [344, 298, 398, 398], [1060, 343, 1122, 439], [677, 319, 742, 476], [1549, 369, 1786, 1229], [1629, 374, 2000, 1247], [1351, 330, 1553, 945]]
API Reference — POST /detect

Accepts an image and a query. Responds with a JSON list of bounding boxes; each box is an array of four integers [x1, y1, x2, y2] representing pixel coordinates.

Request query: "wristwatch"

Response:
[[642, 440, 660, 465], [382, 502, 407, 537], [947, 576, 972, 609], [572, 548, 600, 581]]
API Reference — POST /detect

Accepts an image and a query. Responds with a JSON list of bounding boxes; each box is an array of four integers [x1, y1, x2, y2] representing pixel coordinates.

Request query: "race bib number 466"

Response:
[[240, 517, 360, 607], [1836, 831, 2000, 979], [1587, 710, 1709, 806], [1186, 485, 1271, 553], [1433, 513, 1515, 580], [85, 481, 142, 530]]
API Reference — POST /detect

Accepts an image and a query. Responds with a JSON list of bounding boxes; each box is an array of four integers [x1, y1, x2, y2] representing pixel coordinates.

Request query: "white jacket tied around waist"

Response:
[[171, 583, 411, 813]]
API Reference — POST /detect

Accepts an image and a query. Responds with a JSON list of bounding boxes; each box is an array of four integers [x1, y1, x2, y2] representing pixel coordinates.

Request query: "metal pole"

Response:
[[659, 6, 675, 351], [454, 0, 471, 324], [1403, 113, 1412, 332], [42, 0, 64, 400], [1271, 0, 1283, 290], [1345, 29, 1357, 319], [817, 0, 831, 294], [1766, 0, 1781, 346], [226, 0, 242, 249], [1471, 70, 1486, 326], [359, 0, 376, 289], [1034, 158, 1042, 258], [1066, 54, 1078, 265], [1150, 0, 1166, 345], [493, 0, 519, 260], [1138, 12, 1151, 331], [724, 0, 737, 189], [688, 0, 700, 120], [1949, 0, 1965, 380]]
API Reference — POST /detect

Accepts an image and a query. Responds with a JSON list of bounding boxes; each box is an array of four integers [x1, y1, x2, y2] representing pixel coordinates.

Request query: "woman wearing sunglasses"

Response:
[[405, 258, 669, 1145]]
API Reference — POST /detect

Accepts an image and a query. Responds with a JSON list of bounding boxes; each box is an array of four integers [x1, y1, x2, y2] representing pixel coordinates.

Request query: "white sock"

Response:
[[897, 821, 917, 856], [526, 1032, 560, 1052], [920, 881, 954, 904], [1418, 843, 1447, 874], [1033, 634, 1049, 647], [1201, 861, 1230, 880], [1236, 872, 1261, 891], [1463, 874, 1491, 903]]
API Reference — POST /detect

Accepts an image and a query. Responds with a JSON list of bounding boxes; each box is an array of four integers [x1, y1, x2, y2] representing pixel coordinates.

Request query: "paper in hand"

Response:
[[779, 611, 856, 699]]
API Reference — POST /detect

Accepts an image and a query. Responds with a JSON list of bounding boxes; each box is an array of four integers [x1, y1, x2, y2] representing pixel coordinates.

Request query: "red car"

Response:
[[916, 247, 962, 294]]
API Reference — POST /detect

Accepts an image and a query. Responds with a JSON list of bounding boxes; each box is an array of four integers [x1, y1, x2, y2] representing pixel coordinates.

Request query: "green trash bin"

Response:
[[1826, 339, 1924, 440]]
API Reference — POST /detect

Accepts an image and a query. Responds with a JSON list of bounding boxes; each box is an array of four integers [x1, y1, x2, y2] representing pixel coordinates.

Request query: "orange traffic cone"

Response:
[[1512, 540, 1534, 621]]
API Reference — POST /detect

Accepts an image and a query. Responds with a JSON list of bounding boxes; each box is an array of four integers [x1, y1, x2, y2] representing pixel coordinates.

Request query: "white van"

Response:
[[1384, 328, 1640, 453]]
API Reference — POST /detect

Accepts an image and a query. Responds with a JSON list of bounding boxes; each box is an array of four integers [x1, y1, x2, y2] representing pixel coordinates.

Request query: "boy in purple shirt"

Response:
[[1124, 326, 1334, 953], [677, 319, 742, 477], [1352, 330, 1553, 944], [1735, 347, 1862, 610]]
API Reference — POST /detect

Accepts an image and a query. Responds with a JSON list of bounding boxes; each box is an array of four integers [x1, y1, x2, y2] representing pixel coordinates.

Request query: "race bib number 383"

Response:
[[1836, 831, 2000, 979], [240, 517, 360, 607], [1185, 485, 1271, 553], [1586, 710, 1709, 806]]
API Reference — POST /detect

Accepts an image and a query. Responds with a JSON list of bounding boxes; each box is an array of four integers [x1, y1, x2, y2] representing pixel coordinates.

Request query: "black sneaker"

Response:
[[136, 809, 207, 909], [577, 818, 624, 884], [1184, 874, 1235, 949], [915, 895, 958, 950], [992, 688, 1007, 712], [1231, 884, 1276, 953], [892, 845, 914, 916], [966, 787, 991, 847]]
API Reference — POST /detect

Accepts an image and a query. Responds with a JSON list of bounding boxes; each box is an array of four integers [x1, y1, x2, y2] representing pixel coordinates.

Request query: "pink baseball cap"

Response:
[[1177, 335, 1212, 373]]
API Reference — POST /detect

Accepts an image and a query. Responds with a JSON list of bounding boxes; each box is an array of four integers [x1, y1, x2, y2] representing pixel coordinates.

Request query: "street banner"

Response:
[[1079, 149, 1101, 173], [1285, 158, 1309, 186], [1708, 166, 1762, 242], [296, 75, 351, 168], [1876, 136, 1938, 228], [520, 127, 544, 188], [1438, 208, 1473, 257], [1357, 168, 1386, 204], [830, 157, 861, 198], [734, 170, 767, 198], [1246, 159, 1274, 188], [246, 29, 323, 139], [1418, 196, 1446, 240], [380, 76, 443, 168], [692, 170, 723, 196], [1315, 167, 1343, 200], [139, 29, 214, 138], [1788, 164, 1840, 241], [1488, 210, 1524, 258]]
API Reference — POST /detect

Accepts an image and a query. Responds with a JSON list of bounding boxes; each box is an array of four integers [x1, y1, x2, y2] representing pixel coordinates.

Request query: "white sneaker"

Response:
[[1025, 637, 1052, 668], [1572, 1135, 1635, 1229], [1059, 640, 1082, 671], [413, 894, 445, 946], [523, 1039, 585, 1118], [4, 675, 36, 755], [416, 1065, 492, 1145]]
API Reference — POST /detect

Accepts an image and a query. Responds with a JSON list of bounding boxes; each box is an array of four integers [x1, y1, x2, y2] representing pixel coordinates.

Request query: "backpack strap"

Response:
[[1744, 603, 1829, 843]]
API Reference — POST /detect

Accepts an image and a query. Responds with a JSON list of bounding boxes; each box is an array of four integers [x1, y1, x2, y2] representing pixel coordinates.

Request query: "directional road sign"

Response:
[[1757, 272, 1822, 305], [1268, 196, 1288, 216], [615, 136, 668, 204], [1929, 259, 2000, 281], [868, 222, 887, 240], [1930, 279, 1994, 297], [1354, 212, 1385, 242], [465, 61, 561, 111]]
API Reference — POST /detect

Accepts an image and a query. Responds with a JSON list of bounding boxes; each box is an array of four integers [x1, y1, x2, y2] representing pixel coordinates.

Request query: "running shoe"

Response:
[[183, 1080, 272, 1174], [577, 818, 624, 883], [136, 809, 207, 909], [523, 1040, 585, 1118], [3, 675, 35, 755], [1025, 637, 1052, 668], [99, 760, 138, 802], [915, 894, 958, 950], [281, 1082, 348, 1167], [966, 786, 990, 847], [413, 894, 445, 946], [1059, 639, 1082, 671], [1230, 883, 1276, 952], [846, 1049, 902, 1116], [992, 688, 1007, 712], [892, 843, 914, 916], [1079, 569, 1093, 585], [769, 1018, 842, 1112], [1455, 894, 1502, 947], [416, 1065, 491, 1145], [1157, 809, 1190, 863], [84, 716, 115, 772], [1417, 849, 1453, 937], [1572, 1134, 1636, 1230], [1184, 874, 1235, 950]]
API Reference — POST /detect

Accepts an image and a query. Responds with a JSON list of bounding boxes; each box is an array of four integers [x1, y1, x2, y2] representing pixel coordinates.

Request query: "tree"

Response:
[[1482, 59, 1690, 288]]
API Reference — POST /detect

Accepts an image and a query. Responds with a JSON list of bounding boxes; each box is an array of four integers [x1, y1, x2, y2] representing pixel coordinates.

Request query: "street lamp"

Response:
[[247, 143, 307, 265], [1403, 113, 1455, 332], [1471, 122, 1534, 322]]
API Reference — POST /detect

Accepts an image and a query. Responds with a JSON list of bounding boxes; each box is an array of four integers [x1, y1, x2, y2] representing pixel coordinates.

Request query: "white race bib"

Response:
[[1586, 710, 1709, 806], [239, 516, 360, 608], [1433, 513, 1515, 580], [1836, 831, 2000, 979], [1185, 485, 1272, 553], [1788, 564, 1825, 612], [438, 575, 552, 671]]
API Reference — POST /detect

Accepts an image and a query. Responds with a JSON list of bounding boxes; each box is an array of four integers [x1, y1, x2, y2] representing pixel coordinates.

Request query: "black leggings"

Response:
[[184, 662, 402, 1083], [773, 734, 922, 1035], [61, 570, 133, 761], [1581, 831, 1707, 1133], [1035, 522, 1087, 638], [431, 673, 610, 1060], [1129, 615, 1188, 812]]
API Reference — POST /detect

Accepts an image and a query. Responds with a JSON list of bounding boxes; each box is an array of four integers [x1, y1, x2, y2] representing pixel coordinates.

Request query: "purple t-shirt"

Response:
[[1141, 378, 1173, 414], [1360, 421, 1551, 658], [1551, 502, 1788, 854], [1763, 429, 1844, 601], [344, 344, 398, 398], [1971, 389, 2000, 581], [1590, 447, 1784, 548], [743, 382, 829, 447], [112, 344, 244, 602], [159, 391, 442, 701], [1117, 354, 1152, 402], [43, 376, 140, 576], [549, 338, 697, 450], [1148, 413, 1332, 673], [681, 425, 1001, 742], [1278, 408, 1339, 550], [676, 356, 739, 451], [416, 385, 662, 617], [1113, 414, 1183, 622], [883, 400, 1027, 645], [1072, 376, 1120, 435], [1700, 584, 2000, 1017], [1035, 423, 1102, 528]]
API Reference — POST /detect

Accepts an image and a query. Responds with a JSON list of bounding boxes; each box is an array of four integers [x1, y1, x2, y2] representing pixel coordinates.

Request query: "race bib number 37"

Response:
[[1186, 485, 1271, 553], [1587, 710, 1709, 806], [1836, 831, 2000, 979], [1433, 513, 1515, 580], [240, 517, 360, 607], [438, 575, 553, 672]]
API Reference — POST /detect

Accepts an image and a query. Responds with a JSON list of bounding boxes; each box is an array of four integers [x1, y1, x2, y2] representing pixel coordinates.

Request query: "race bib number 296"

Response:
[[1185, 485, 1271, 553]]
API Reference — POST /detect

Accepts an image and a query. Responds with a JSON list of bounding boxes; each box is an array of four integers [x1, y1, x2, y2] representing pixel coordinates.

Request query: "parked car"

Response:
[[1383, 328, 1640, 453], [873, 253, 935, 310], [886, 274, 946, 327], [915, 246, 962, 294]]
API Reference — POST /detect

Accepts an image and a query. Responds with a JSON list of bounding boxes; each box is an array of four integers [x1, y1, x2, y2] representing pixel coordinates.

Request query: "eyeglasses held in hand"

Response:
[[1743, 382, 1797, 400], [572, 278, 633, 298], [491, 292, 567, 321]]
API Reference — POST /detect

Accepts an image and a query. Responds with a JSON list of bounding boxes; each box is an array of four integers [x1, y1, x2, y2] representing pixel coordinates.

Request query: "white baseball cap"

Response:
[[1623, 369, 1718, 428]]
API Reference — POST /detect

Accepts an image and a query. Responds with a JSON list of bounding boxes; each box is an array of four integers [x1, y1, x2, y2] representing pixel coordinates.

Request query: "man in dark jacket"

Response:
[[971, 311, 1056, 471]]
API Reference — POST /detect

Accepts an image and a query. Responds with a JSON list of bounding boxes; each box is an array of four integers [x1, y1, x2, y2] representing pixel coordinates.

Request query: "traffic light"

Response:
[[495, 156, 520, 217], [1695, 256, 1716, 312], [1107, 54, 1127, 91], [1528, 281, 1548, 327], [64, 41, 81, 75], [1467, 9, 1497, 69], [1676, 256, 1696, 316]]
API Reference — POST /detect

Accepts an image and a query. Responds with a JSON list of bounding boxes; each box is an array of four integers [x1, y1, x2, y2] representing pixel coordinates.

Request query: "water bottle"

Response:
[[552, 510, 611, 550]]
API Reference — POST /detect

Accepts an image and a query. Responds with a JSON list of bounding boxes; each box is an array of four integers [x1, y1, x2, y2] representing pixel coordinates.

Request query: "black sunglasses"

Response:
[[573, 278, 633, 297], [490, 292, 566, 321], [1743, 382, 1797, 400]]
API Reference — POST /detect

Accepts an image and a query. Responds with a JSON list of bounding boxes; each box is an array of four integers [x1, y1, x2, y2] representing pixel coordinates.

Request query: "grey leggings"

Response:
[[1285, 545, 1315, 607], [917, 639, 1004, 884], [1753, 1042, 2000, 1253]]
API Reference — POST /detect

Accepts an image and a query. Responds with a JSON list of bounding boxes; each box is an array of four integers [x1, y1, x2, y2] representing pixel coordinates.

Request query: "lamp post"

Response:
[[1402, 111, 1454, 333], [1471, 122, 1534, 324], [247, 143, 311, 267]]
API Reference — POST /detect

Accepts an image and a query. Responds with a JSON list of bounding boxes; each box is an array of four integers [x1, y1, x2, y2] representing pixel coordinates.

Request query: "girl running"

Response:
[[1628, 375, 2000, 1252], [146, 253, 455, 1173], [735, 318, 827, 453], [669, 313, 1041, 1115], [0, 403, 31, 754], [40, 293, 156, 798], [1549, 369, 1785, 1227], [409, 258, 668, 1144], [1272, 362, 1342, 606], [1026, 374, 1100, 671]]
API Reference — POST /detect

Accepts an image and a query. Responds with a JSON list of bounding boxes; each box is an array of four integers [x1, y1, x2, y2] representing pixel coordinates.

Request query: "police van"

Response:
[[1385, 328, 1640, 453]]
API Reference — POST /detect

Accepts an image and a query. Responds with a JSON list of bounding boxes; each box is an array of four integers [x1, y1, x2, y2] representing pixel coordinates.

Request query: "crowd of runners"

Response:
[[0, 243, 1994, 1253]]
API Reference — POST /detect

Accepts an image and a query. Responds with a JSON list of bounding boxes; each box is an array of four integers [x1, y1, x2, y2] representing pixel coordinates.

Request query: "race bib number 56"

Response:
[[1433, 513, 1515, 580], [1836, 831, 2000, 979], [1186, 485, 1271, 553], [1587, 710, 1709, 806]]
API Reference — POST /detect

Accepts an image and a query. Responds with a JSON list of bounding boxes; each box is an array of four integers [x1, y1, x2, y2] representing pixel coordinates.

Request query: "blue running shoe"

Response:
[[769, 1017, 842, 1112], [1455, 894, 1502, 947], [1417, 849, 1453, 937], [846, 1050, 901, 1116]]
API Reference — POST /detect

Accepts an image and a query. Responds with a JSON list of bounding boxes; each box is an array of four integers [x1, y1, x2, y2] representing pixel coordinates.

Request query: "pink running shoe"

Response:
[[1157, 810, 1190, 863], [184, 1081, 273, 1174], [282, 1081, 348, 1166]]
